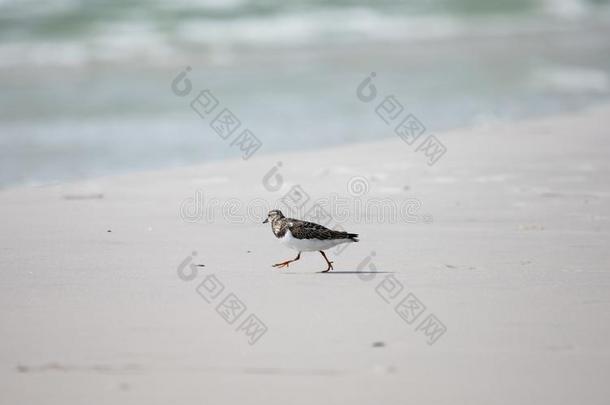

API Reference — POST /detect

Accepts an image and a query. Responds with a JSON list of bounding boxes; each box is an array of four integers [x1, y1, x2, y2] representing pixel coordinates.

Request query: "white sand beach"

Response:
[[1, 104, 609, 404]]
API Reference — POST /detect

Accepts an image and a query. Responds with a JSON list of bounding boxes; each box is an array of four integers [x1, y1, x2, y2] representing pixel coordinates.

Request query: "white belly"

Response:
[[279, 229, 353, 252]]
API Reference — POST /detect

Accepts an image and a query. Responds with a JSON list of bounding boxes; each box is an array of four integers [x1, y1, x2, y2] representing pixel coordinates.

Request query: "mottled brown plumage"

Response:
[[263, 209, 359, 272], [268, 209, 358, 241]]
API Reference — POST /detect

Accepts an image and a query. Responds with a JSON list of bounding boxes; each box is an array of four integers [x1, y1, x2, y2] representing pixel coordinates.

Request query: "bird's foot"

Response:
[[321, 261, 334, 273], [272, 253, 302, 270]]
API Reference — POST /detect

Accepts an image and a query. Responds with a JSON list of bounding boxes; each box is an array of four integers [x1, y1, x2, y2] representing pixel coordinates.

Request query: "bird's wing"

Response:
[[287, 219, 353, 240]]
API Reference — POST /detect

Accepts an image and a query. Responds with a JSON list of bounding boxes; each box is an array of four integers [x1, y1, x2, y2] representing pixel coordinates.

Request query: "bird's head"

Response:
[[263, 209, 284, 224]]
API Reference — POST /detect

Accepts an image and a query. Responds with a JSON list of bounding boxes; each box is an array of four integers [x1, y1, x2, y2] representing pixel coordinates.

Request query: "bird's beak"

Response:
[[262, 218, 269, 224]]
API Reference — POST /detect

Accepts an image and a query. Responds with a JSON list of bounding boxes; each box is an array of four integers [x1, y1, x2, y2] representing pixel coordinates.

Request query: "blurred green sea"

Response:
[[1, 0, 610, 186]]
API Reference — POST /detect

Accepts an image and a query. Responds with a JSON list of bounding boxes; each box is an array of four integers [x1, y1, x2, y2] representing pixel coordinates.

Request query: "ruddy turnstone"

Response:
[[263, 209, 359, 272]]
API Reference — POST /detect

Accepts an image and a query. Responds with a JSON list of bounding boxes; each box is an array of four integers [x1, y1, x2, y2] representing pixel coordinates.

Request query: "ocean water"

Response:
[[1, 0, 610, 187]]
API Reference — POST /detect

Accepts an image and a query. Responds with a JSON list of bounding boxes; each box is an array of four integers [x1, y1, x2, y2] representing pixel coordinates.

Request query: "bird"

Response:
[[262, 209, 359, 272]]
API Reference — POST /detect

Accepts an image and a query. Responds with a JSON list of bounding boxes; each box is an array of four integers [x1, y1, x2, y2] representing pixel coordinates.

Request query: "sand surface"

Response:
[[1, 104, 609, 404]]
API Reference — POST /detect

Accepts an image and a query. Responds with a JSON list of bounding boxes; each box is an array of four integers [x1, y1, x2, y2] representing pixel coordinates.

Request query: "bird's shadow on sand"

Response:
[[280, 271, 393, 275]]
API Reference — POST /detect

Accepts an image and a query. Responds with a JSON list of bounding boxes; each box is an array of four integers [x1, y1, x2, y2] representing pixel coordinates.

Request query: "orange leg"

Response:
[[272, 252, 301, 269], [319, 251, 334, 272]]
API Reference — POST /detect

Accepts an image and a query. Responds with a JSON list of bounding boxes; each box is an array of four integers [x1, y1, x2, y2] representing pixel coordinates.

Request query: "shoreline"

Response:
[[2, 99, 610, 193]]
